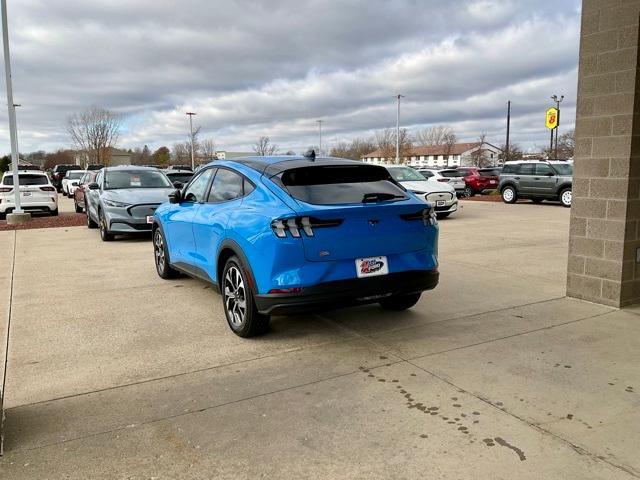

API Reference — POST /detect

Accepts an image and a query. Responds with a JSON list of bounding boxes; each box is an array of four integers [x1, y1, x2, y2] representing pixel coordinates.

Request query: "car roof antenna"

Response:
[[304, 149, 316, 161]]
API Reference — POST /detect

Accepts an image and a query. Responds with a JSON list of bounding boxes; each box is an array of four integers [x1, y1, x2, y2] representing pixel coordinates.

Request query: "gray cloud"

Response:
[[0, 0, 581, 154]]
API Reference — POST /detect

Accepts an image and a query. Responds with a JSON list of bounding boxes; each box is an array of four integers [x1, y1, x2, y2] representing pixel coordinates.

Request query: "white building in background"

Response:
[[361, 142, 502, 167]]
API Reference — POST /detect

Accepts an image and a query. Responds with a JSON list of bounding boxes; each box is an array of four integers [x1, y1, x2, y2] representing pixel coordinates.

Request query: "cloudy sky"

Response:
[[0, 0, 581, 155]]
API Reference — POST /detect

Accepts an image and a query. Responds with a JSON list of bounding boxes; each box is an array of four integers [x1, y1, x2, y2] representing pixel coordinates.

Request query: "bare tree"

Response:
[[470, 133, 492, 167], [375, 128, 412, 163], [539, 129, 575, 160], [253, 136, 278, 156], [171, 142, 190, 165], [498, 143, 524, 162], [330, 137, 377, 161], [200, 138, 217, 162], [67, 106, 121, 167], [415, 125, 457, 146]]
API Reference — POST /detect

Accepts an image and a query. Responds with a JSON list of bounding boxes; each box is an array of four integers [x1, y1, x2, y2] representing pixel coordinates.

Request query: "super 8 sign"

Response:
[[545, 107, 559, 129]]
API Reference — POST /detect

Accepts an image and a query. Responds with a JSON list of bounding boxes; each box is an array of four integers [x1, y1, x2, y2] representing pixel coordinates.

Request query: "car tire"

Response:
[[531, 198, 543, 204], [50, 208, 59, 216], [559, 188, 572, 208], [437, 212, 451, 219], [99, 209, 114, 241], [153, 228, 179, 279], [463, 186, 474, 197], [74, 200, 83, 213], [0, 212, 5, 220], [222, 255, 269, 337], [501, 186, 517, 204], [379, 293, 421, 311]]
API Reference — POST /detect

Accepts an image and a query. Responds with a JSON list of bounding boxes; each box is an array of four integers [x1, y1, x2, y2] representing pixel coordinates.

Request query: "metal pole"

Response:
[[1, 0, 22, 214], [316, 120, 323, 155], [395, 94, 404, 164], [505, 100, 511, 163], [186, 112, 196, 170]]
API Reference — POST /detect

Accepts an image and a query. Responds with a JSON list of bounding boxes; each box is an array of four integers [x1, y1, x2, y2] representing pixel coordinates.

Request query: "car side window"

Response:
[[535, 164, 553, 176], [207, 169, 245, 203], [95, 170, 103, 186], [421, 171, 434, 178], [183, 168, 214, 203], [519, 164, 535, 175]]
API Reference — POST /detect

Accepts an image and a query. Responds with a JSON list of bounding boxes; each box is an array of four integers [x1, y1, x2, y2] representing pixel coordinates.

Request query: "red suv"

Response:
[[456, 167, 500, 197]]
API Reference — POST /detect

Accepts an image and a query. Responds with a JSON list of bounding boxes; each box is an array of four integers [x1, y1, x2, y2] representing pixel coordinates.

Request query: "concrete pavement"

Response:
[[1, 200, 639, 479]]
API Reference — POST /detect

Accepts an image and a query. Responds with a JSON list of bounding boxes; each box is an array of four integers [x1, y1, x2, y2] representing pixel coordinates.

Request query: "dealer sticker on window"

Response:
[[146, 215, 154, 224], [355, 256, 389, 278]]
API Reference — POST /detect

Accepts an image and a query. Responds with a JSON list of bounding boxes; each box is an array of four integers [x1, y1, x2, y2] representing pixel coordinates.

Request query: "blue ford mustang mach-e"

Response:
[[152, 153, 439, 337]]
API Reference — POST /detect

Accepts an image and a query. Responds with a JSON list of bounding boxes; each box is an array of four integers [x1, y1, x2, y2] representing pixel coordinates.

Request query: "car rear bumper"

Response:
[[254, 269, 439, 315], [0, 197, 57, 213]]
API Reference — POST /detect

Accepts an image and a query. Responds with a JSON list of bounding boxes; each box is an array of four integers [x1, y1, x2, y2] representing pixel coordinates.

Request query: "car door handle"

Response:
[[514, 177, 520, 180]]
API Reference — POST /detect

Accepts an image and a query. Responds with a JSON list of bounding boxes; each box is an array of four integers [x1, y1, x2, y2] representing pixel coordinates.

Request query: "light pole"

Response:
[[394, 94, 404, 164], [1, 0, 28, 222], [551, 95, 564, 159], [316, 120, 323, 155], [186, 112, 196, 170], [505, 100, 511, 164]]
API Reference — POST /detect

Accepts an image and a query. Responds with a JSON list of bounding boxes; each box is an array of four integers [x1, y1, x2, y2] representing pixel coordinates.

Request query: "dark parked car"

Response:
[[87, 164, 104, 171], [51, 164, 77, 192], [85, 166, 175, 241], [499, 160, 572, 207], [454, 167, 500, 197], [167, 165, 193, 171], [73, 170, 98, 213], [163, 169, 193, 185]]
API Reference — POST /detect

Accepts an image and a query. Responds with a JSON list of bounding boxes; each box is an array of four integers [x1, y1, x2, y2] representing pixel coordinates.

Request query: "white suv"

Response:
[[0, 171, 58, 218], [61, 169, 86, 197]]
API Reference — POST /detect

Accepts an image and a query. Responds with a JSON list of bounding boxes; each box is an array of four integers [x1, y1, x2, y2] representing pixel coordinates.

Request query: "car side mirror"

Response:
[[168, 189, 182, 204], [173, 181, 184, 189], [88, 182, 100, 190]]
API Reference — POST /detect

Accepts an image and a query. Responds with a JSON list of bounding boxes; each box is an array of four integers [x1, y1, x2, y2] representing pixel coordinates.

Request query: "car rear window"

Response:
[[66, 171, 85, 180], [479, 168, 499, 177], [167, 173, 194, 184], [3, 174, 49, 185], [439, 170, 463, 178], [275, 165, 407, 205]]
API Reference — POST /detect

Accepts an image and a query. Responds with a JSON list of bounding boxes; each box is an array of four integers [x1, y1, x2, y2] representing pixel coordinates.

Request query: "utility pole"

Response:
[[505, 100, 511, 163], [1, 0, 28, 223], [316, 120, 323, 156], [551, 95, 564, 159], [186, 112, 196, 170], [395, 94, 404, 164]]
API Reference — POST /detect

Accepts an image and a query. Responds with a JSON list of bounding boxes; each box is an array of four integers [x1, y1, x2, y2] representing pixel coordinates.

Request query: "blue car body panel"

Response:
[[154, 156, 439, 304]]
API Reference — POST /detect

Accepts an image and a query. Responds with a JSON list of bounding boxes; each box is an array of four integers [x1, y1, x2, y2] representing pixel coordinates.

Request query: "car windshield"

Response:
[[275, 165, 407, 205], [66, 171, 85, 180], [3, 174, 48, 185], [388, 167, 427, 182], [551, 163, 573, 175], [104, 170, 172, 189]]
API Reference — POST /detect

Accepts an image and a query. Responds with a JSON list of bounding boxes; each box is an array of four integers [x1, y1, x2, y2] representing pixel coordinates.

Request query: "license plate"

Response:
[[146, 215, 154, 224], [356, 256, 389, 278], [22, 192, 31, 197], [436, 200, 446, 206]]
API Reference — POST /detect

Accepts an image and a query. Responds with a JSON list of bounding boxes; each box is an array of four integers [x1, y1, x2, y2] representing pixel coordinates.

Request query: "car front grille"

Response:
[[426, 192, 454, 203], [128, 204, 160, 219]]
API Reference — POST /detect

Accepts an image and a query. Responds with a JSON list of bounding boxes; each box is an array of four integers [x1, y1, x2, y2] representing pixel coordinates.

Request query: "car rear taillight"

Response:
[[0, 187, 12, 193], [437, 178, 450, 182], [40, 186, 55, 192], [271, 216, 343, 238], [400, 207, 437, 226]]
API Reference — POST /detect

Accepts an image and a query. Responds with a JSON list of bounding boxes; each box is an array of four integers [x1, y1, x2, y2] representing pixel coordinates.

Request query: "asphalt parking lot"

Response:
[[1, 198, 639, 479]]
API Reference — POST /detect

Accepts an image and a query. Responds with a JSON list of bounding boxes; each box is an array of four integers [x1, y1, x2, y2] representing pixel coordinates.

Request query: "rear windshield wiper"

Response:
[[362, 192, 405, 203]]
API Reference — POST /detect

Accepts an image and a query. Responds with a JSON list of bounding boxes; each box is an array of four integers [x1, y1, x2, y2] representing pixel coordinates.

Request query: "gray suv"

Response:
[[499, 160, 572, 207]]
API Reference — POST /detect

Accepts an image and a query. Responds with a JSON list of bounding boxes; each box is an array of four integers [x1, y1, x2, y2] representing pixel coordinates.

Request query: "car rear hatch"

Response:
[[270, 163, 432, 262], [2, 174, 54, 203]]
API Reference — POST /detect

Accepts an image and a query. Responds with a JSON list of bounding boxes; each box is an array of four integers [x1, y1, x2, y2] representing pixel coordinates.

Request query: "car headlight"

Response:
[[103, 199, 131, 208]]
